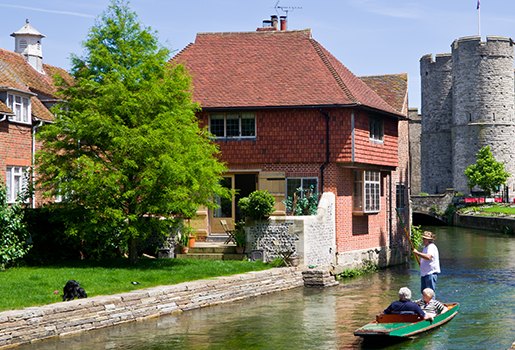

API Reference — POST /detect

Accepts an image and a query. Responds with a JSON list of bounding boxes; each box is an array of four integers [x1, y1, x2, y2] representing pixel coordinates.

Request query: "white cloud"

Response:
[[0, 4, 95, 18]]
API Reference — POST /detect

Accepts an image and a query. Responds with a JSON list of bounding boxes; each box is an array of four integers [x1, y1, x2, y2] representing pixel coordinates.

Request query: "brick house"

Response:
[[0, 20, 69, 206], [172, 18, 411, 266]]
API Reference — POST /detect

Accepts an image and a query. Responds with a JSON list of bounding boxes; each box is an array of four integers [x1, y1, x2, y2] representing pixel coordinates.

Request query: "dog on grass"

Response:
[[62, 280, 87, 301]]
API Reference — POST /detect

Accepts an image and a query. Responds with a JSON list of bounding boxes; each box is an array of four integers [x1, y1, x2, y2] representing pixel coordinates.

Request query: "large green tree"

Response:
[[465, 146, 511, 197], [36, 0, 229, 264]]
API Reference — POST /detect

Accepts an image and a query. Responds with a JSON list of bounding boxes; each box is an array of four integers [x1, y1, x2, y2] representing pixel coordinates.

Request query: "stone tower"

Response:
[[420, 35, 515, 196], [10, 19, 45, 74]]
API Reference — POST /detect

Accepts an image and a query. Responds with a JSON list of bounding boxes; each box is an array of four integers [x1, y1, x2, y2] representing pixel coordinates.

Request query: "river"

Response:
[[18, 226, 515, 349]]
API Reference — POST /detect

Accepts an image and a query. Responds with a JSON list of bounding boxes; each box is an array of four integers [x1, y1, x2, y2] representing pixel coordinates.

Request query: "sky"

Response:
[[1, 0, 515, 109]]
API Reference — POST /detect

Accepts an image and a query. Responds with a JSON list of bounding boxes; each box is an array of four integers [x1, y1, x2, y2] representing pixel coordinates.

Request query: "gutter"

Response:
[[319, 109, 330, 193]]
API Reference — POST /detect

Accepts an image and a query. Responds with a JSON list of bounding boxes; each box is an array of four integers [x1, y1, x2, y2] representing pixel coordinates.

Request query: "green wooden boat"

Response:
[[354, 303, 459, 338]]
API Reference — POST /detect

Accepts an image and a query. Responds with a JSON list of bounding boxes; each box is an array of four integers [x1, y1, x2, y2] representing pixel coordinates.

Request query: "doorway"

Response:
[[210, 173, 257, 234]]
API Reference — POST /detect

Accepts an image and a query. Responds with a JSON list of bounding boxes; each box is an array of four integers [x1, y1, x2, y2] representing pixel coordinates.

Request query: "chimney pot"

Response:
[[271, 15, 278, 29], [280, 16, 287, 31]]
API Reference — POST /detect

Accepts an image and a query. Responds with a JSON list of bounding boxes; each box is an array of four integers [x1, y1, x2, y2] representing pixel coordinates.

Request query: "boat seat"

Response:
[[376, 313, 422, 323]]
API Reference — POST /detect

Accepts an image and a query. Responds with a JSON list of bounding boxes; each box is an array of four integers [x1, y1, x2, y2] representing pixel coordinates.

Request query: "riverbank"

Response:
[[0, 267, 306, 349]]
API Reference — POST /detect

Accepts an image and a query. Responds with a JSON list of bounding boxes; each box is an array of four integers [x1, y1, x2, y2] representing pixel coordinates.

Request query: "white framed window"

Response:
[[396, 183, 405, 210], [353, 170, 380, 214], [6, 166, 29, 203], [7, 93, 31, 124], [369, 115, 384, 143], [210, 112, 255, 138], [286, 178, 318, 200]]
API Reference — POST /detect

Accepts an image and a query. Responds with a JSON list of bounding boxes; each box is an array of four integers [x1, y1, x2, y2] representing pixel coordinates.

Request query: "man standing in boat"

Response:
[[413, 231, 440, 297]]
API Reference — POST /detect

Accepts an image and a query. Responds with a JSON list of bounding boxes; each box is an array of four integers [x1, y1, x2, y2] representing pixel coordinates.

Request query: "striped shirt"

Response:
[[415, 299, 447, 316]]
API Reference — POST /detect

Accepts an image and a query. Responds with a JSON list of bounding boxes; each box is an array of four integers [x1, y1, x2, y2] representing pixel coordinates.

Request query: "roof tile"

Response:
[[172, 29, 404, 117]]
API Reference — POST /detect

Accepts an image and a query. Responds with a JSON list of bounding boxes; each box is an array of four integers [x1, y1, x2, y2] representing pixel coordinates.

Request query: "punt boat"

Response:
[[354, 303, 459, 338]]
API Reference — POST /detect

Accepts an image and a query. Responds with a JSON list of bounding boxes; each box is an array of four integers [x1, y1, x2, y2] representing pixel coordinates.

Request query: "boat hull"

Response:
[[354, 303, 459, 338]]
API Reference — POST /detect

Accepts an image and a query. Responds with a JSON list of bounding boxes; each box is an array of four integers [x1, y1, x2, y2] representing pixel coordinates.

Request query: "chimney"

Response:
[[280, 16, 287, 31], [271, 15, 279, 30]]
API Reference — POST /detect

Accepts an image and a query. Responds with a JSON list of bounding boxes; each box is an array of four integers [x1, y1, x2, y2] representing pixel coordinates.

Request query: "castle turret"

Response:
[[420, 53, 453, 194], [10, 19, 45, 74], [451, 36, 515, 194]]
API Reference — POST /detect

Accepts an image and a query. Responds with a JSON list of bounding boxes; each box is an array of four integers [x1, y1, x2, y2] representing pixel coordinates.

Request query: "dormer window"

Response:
[[7, 93, 31, 124]]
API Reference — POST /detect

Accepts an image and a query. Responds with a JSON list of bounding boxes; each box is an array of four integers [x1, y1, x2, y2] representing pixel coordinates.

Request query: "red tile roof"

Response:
[[0, 47, 70, 121], [359, 73, 408, 116], [172, 29, 404, 117]]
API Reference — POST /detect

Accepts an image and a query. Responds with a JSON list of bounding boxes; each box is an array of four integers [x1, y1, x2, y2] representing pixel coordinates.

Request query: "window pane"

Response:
[[214, 177, 232, 218], [241, 113, 255, 136], [226, 114, 239, 137], [287, 179, 301, 200], [210, 114, 224, 137], [303, 179, 318, 195], [6, 167, 12, 202], [22, 98, 29, 123]]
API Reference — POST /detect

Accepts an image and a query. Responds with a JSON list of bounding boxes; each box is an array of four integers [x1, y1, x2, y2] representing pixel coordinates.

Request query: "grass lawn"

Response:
[[461, 204, 515, 216], [0, 258, 273, 312]]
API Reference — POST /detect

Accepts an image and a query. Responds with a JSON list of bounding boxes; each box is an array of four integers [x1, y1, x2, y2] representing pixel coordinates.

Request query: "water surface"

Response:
[[19, 226, 515, 349]]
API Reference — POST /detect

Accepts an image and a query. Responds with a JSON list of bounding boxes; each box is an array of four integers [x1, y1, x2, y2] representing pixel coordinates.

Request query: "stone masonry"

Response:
[[0, 268, 305, 349], [420, 35, 515, 196]]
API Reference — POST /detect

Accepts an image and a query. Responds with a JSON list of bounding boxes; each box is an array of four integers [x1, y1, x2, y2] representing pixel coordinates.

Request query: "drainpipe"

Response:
[[319, 109, 330, 193], [0, 115, 7, 123], [32, 118, 44, 208], [389, 173, 392, 247]]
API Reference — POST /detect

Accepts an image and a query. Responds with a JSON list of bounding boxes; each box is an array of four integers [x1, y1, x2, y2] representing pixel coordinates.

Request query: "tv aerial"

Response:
[[273, 0, 302, 18]]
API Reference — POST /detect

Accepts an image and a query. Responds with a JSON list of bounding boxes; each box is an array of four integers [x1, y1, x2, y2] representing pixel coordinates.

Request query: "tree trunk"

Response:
[[129, 236, 138, 264]]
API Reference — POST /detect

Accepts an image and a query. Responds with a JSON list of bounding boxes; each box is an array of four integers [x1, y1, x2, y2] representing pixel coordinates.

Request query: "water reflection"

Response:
[[18, 226, 515, 349]]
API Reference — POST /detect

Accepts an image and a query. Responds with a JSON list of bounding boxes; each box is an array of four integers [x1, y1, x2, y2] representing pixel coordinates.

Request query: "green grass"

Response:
[[0, 258, 272, 312], [461, 204, 515, 216]]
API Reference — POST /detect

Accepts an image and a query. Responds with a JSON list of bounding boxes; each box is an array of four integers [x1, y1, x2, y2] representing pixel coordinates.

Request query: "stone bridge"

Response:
[[411, 188, 455, 225]]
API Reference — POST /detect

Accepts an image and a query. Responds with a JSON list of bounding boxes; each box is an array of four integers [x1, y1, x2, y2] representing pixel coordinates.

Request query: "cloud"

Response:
[[0, 4, 95, 18]]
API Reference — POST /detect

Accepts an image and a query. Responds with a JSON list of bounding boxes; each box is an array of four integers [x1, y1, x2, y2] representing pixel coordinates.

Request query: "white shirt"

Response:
[[420, 242, 440, 276]]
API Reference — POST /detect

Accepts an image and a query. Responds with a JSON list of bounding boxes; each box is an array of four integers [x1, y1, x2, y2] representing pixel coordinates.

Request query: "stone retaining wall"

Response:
[[455, 214, 515, 232], [0, 268, 305, 349]]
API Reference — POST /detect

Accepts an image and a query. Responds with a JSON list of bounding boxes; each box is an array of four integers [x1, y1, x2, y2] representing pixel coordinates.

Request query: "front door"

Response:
[[210, 173, 257, 234]]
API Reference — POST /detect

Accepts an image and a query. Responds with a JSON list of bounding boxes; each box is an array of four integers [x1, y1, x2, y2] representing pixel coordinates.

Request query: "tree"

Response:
[[465, 146, 510, 197], [0, 183, 31, 268], [36, 0, 230, 264]]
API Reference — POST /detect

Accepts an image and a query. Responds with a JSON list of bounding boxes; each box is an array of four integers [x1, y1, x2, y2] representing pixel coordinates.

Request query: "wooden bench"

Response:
[[376, 313, 422, 323]]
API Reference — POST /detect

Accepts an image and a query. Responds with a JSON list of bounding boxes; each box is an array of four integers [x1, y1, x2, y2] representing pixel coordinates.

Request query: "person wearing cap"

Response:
[[382, 287, 433, 321], [413, 231, 440, 296]]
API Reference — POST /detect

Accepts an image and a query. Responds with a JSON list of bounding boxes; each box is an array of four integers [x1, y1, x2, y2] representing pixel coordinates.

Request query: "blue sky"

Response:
[[1, 0, 514, 109]]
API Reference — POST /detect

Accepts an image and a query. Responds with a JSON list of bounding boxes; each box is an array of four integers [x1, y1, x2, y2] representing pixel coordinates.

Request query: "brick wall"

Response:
[[198, 108, 398, 168], [0, 122, 47, 206]]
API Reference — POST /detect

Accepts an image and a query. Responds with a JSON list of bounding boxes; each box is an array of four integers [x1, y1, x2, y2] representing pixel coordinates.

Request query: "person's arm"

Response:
[[414, 244, 435, 261], [413, 249, 432, 261]]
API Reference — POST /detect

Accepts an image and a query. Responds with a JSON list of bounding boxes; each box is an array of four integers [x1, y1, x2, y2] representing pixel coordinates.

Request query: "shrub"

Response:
[[411, 225, 423, 250], [237, 190, 276, 219], [336, 260, 378, 279], [283, 185, 319, 216], [0, 184, 31, 268]]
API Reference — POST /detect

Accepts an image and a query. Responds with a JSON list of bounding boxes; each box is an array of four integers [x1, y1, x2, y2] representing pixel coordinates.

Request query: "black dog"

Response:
[[62, 280, 87, 301]]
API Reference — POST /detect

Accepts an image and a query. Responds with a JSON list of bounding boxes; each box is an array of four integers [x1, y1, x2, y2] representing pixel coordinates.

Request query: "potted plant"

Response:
[[178, 226, 191, 254], [233, 220, 246, 254], [186, 225, 196, 248]]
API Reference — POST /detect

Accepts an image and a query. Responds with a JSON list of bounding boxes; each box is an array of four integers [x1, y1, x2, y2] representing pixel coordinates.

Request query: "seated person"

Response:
[[383, 287, 433, 321], [415, 288, 448, 317]]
